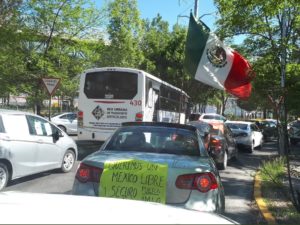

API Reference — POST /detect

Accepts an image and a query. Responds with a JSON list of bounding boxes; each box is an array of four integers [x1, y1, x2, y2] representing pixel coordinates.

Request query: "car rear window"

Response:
[[104, 126, 201, 156], [203, 115, 216, 120], [84, 71, 138, 99], [226, 123, 248, 131]]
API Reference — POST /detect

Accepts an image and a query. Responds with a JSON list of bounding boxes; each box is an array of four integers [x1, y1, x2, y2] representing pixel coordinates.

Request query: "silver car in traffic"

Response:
[[50, 112, 77, 135], [225, 121, 263, 153], [72, 122, 225, 213], [0, 109, 78, 191]]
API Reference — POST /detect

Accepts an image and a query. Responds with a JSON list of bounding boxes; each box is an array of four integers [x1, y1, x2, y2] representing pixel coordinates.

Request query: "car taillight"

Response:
[[135, 112, 143, 121], [78, 111, 83, 128], [175, 172, 218, 193], [210, 138, 222, 151], [75, 163, 103, 183]]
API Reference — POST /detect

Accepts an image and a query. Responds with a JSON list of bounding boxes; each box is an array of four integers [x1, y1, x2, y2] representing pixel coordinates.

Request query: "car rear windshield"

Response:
[[104, 126, 201, 156], [226, 123, 248, 131], [84, 71, 138, 99]]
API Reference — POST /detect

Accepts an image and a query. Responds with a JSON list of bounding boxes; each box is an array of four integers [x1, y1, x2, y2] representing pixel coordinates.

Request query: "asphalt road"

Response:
[[3, 137, 279, 224]]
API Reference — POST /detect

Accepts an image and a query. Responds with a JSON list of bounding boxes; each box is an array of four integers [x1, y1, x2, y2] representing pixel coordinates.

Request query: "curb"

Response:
[[254, 171, 276, 224]]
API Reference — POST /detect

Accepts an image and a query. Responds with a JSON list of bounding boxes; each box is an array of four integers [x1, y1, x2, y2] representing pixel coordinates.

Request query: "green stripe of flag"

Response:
[[184, 13, 210, 76]]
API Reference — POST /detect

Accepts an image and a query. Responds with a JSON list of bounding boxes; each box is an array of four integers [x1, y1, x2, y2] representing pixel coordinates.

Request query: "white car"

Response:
[[50, 112, 77, 135], [0, 109, 78, 191], [0, 192, 236, 224], [225, 121, 263, 153], [199, 113, 227, 122]]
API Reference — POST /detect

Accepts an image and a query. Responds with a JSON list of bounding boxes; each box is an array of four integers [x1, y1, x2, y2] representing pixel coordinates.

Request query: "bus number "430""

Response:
[[130, 100, 142, 106]]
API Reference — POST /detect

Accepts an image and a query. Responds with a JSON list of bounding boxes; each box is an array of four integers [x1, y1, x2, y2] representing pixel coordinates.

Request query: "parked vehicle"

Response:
[[288, 119, 300, 145], [0, 192, 235, 224], [187, 120, 213, 151], [207, 121, 238, 170], [0, 109, 78, 191], [226, 121, 263, 153], [72, 122, 225, 213], [50, 112, 77, 135]]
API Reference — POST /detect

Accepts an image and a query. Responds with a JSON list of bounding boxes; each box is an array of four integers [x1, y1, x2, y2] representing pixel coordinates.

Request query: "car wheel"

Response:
[[61, 150, 75, 173], [248, 141, 254, 153], [0, 163, 9, 191], [58, 125, 67, 133], [217, 151, 227, 170]]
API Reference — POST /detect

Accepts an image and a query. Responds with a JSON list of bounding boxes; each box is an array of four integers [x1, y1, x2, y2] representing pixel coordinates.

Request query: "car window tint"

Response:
[[250, 124, 259, 131], [2, 114, 30, 136], [69, 113, 77, 120], [203, 115, 215, 119], [60, 114, 68, 119], [226, 123, 248, 130], [104, 126, 201, 156], [27, 115, 53, 136]]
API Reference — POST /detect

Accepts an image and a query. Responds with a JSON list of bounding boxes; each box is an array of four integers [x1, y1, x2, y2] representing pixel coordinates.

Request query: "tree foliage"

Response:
[[214, 0, 300, 116]]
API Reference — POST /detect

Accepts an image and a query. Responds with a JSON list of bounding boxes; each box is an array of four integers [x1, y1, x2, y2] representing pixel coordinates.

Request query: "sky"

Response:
[[97, 0, 218, 31], [97, 0, 243, 44], [136, 0, 218, 30]]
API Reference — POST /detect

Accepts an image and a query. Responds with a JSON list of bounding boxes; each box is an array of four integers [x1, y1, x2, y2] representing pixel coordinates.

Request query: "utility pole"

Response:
[[194, 0, 198, 18]]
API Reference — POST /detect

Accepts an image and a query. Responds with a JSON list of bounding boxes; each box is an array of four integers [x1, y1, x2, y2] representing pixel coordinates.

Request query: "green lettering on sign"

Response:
[[99, 159, 168, 204]]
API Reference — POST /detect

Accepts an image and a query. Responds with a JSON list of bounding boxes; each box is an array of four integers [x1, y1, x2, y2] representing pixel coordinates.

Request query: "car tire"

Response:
[[61, 150, 75, 173], [0, 163, 9, 191], [58, 125, 67, 133], [217, 151, 227, 170], [248, 141, 254, 153]]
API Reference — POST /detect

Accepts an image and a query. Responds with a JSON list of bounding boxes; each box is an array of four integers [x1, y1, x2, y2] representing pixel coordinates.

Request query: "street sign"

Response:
[[42, 78, 60, 95]]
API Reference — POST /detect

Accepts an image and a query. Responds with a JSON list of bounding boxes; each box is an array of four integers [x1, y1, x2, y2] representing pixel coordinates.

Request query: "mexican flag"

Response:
[[184, 13, 255, 99]]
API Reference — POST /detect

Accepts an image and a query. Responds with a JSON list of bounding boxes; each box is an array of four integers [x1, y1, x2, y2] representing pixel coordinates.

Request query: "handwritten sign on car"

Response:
[[99, 159, 168, 204]]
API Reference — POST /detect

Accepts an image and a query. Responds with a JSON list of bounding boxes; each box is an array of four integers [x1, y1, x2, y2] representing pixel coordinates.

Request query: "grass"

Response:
[[260, 156, 300, 224], [260, 157, 286, 187]]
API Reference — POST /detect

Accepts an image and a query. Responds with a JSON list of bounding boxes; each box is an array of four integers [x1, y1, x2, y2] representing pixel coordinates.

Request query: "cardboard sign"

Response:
[[99, 159, 168, 204], [42, 78, 60, 95]]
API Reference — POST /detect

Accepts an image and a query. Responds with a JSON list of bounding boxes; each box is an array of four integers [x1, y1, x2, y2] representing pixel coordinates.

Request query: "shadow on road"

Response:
[[219, 140, 278, 224]]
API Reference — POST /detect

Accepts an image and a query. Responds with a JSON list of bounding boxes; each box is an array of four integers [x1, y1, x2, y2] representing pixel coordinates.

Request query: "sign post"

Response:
[[42, 78, 60, 120]]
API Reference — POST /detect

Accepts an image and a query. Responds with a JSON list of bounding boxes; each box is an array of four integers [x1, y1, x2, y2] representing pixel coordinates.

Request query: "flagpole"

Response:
[[194, 0, 198, 18]]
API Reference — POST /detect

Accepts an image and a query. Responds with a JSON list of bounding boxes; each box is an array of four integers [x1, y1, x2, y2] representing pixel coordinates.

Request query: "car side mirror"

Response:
[[52, 130, 60, 142]]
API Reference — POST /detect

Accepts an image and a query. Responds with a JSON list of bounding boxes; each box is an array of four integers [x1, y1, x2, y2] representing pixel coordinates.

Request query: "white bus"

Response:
[[77, 67, 190, 141]]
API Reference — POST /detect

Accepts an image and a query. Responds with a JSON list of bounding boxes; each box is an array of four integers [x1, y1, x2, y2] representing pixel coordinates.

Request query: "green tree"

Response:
[[17, 0, 105, 114], [100, 0, 143, 68], [140, 14, 171, 77], [214, 0, 300, 114]]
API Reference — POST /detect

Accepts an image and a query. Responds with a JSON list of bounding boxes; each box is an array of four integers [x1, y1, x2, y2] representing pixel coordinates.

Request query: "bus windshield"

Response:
[[84, 71, 138, 99]]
